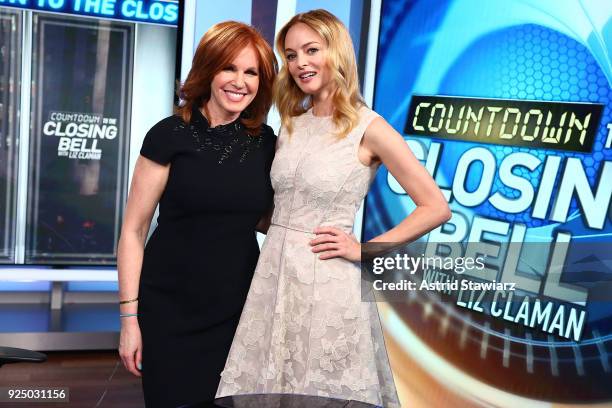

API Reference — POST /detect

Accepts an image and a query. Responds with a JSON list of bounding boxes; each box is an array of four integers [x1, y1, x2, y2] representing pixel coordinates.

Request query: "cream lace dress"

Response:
[[216, 106, 400, 407]]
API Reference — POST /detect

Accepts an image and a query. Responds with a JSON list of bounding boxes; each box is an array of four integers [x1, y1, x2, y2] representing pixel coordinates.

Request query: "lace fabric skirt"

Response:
[[216, 225, 400, 407]]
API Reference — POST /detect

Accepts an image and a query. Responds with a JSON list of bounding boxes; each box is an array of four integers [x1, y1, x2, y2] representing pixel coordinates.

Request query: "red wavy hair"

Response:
[[177, 21, 277, 135]]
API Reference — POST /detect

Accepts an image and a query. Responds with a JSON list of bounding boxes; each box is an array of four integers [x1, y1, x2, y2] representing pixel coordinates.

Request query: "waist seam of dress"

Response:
[[270, 223, 312, 234]]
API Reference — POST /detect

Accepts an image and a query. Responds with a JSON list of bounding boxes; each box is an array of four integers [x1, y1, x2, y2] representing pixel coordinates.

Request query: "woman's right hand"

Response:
[[119, 318, 143, 377]]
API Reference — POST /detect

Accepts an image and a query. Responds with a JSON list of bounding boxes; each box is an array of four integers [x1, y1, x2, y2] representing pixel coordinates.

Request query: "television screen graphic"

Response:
[[365, 0, 612, 402], [26, 15, 133, 264]]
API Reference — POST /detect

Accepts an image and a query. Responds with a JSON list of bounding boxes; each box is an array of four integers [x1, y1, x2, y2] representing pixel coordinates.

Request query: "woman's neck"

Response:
[[311, 87, 334, 117], [202, 102, 239, 127]]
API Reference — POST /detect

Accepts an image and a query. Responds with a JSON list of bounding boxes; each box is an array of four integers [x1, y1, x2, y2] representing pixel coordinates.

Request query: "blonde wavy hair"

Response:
[[274, 9, 365, 138]]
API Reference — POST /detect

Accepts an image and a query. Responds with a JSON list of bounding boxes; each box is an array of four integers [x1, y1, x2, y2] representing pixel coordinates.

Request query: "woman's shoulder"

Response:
[[140, 114, 186, 164], [258, 122, 276, 137], [357, 104, 380, 120], [147, 113, 185, 135], [355, 104, 384, 132], [257, 123, 277, 154], [258, 122, 277, 144]]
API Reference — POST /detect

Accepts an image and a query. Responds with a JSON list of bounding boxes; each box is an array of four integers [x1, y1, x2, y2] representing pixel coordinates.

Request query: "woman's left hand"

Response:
[[310, 226, 361, 261]]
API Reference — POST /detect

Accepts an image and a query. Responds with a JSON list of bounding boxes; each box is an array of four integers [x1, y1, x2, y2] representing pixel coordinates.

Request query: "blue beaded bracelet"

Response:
[[119, 313, 138, 318]]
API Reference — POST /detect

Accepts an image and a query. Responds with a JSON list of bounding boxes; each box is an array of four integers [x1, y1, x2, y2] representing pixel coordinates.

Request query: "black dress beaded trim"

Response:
[[173, 110, 264, 165]]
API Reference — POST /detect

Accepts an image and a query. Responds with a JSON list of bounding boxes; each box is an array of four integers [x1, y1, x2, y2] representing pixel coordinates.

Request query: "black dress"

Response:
[[137, 108, 275, 407]]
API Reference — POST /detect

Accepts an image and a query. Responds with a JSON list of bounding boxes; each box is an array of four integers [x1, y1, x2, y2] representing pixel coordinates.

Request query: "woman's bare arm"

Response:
[[117, 155, 169, 376]]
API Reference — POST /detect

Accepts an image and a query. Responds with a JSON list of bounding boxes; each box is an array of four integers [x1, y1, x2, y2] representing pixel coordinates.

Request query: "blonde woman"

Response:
[[216, 9, 450, 407]]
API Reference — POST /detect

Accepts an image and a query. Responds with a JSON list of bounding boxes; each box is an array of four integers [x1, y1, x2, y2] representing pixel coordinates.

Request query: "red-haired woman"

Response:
[[117, 21, 277, 407]]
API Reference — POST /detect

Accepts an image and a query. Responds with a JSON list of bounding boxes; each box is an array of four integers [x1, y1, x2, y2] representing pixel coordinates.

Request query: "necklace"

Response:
[[174, 112, 263, 165]]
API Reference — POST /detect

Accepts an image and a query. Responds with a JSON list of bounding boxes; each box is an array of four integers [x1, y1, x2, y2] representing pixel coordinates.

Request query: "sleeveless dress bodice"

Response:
[[270, 107, 377, 234]]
